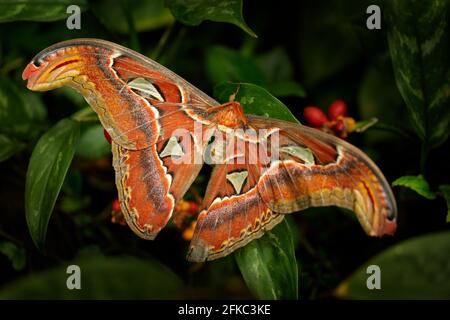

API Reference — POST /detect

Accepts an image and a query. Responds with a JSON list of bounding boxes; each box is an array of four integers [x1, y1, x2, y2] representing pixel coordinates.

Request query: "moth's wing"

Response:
[[248, 115, 397, 237], [112, 143, 173, 239], [187, 132, 284, 262], [112, 123, 204, 239], [24, 39, 213, 239], [23, 38, 217, 150]]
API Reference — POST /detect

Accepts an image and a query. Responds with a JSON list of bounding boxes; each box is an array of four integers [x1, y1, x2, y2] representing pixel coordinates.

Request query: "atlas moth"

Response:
[[23, 39, 397, 262]]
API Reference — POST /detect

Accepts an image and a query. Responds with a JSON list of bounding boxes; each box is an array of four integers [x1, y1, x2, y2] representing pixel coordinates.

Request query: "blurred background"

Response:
[[0, 0, 449, 299]]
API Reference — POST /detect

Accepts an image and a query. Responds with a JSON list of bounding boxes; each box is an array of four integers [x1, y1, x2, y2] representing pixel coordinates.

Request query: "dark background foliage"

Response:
[[0, 0, 449, 299]]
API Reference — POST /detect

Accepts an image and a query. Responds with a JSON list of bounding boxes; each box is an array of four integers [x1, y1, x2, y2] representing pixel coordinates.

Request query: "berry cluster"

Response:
[[303, 100, 355, 139]]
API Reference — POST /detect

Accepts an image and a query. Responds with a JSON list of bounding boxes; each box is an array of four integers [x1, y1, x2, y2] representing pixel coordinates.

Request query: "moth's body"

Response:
[[23, 39, 397, 262]]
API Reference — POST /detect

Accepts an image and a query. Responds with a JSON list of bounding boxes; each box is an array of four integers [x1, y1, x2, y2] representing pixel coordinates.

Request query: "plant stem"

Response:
[[121, 0, 140, 52], [369, 122, 416, 141], [151, 22, 175, 61], [0, 229, 23, 247]]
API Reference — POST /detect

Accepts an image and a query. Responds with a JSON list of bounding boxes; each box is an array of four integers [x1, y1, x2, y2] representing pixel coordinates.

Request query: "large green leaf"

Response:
[[438, 185, 450, 222], [214, 82, 299, 123], [0, 256, 183, 299], [386, 0, 450, 146], [357, 65, 406, 144], [0, 77, 47, 160], [25, 118, 80, 250], [0, 241, 26, 271], [0, 76, 36, 138], [214, 82, 299, 299], [91, 0, 173, 34], [337, 231, 450, 299], [0, 134, 25, 162], [267, 81, 306, 98], [205, 46, 265, 86], [256, 47, 294, 84], [256, 47, 305, 97], [235, 219, 298, 299], [392, 175, 436, 200], [207, 48, 305, 98], [0, 0, 88, 22], [165, 0, 256, 37]]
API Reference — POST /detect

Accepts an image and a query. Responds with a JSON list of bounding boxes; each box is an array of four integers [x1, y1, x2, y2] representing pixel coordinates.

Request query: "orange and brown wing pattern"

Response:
[[112, 143, 174, 239], [188, 158, 283, 262], [249, 115, 397, 237], [22, 38, 214, 150], [187, 116, 397, 261], [23, 38, 213, 240], [23, 39, 397, 262], [186, 128, 282, 261]]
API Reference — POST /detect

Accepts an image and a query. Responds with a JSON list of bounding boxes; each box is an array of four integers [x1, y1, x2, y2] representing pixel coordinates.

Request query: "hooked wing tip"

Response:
[[383, 219, 397, 236], [22, 62, 39, 81]]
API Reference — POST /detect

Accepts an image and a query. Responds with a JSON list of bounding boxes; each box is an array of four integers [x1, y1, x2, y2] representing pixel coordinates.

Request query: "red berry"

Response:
[[103, 129, 112, 144], [328, 100, 347, 120], [333, 119, 346, 132], [303, 106, 328, 127], [112, 199, 121, 212], [189, 202, 199, 213]]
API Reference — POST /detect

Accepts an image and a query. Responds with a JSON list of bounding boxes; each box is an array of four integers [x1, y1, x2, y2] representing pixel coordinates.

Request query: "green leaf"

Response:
[[165, 0, 257, 37], [357, 65, 406, 143], [256, 47, 295, 84], [256, 47, 307, 96], [353, 118, 378, 133], [0, 76, 37, 138], [0, 78, 47, 152], [386, 0, 450, 146], [205, 46, 265, 85], [214, 82, 299, 123], [0, 0, 88, 22], [91, 0, 173, 34], [25, 118, 80, 250], [0, 256, 183, 299], [257, 47, 306, 97], [267, 81, 306, 98], [438, 185, 450, 222], [336, 231, 450, 299], [76, 124, 111, 159], [21, 91, 48, 124], [206, 47, 306, 98], [235, 219, 298, 299], [0, 242, 26, 271], [392, 175, 436, 200], [0, 134, 25, 162]]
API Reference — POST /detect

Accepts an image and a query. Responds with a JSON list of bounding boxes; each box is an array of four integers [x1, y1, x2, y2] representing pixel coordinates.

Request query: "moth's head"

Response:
[[22, 43, 86, 91]]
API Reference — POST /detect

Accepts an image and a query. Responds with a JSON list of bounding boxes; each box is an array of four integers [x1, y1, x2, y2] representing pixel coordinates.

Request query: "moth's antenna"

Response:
[[229, 83, 241, 102]]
